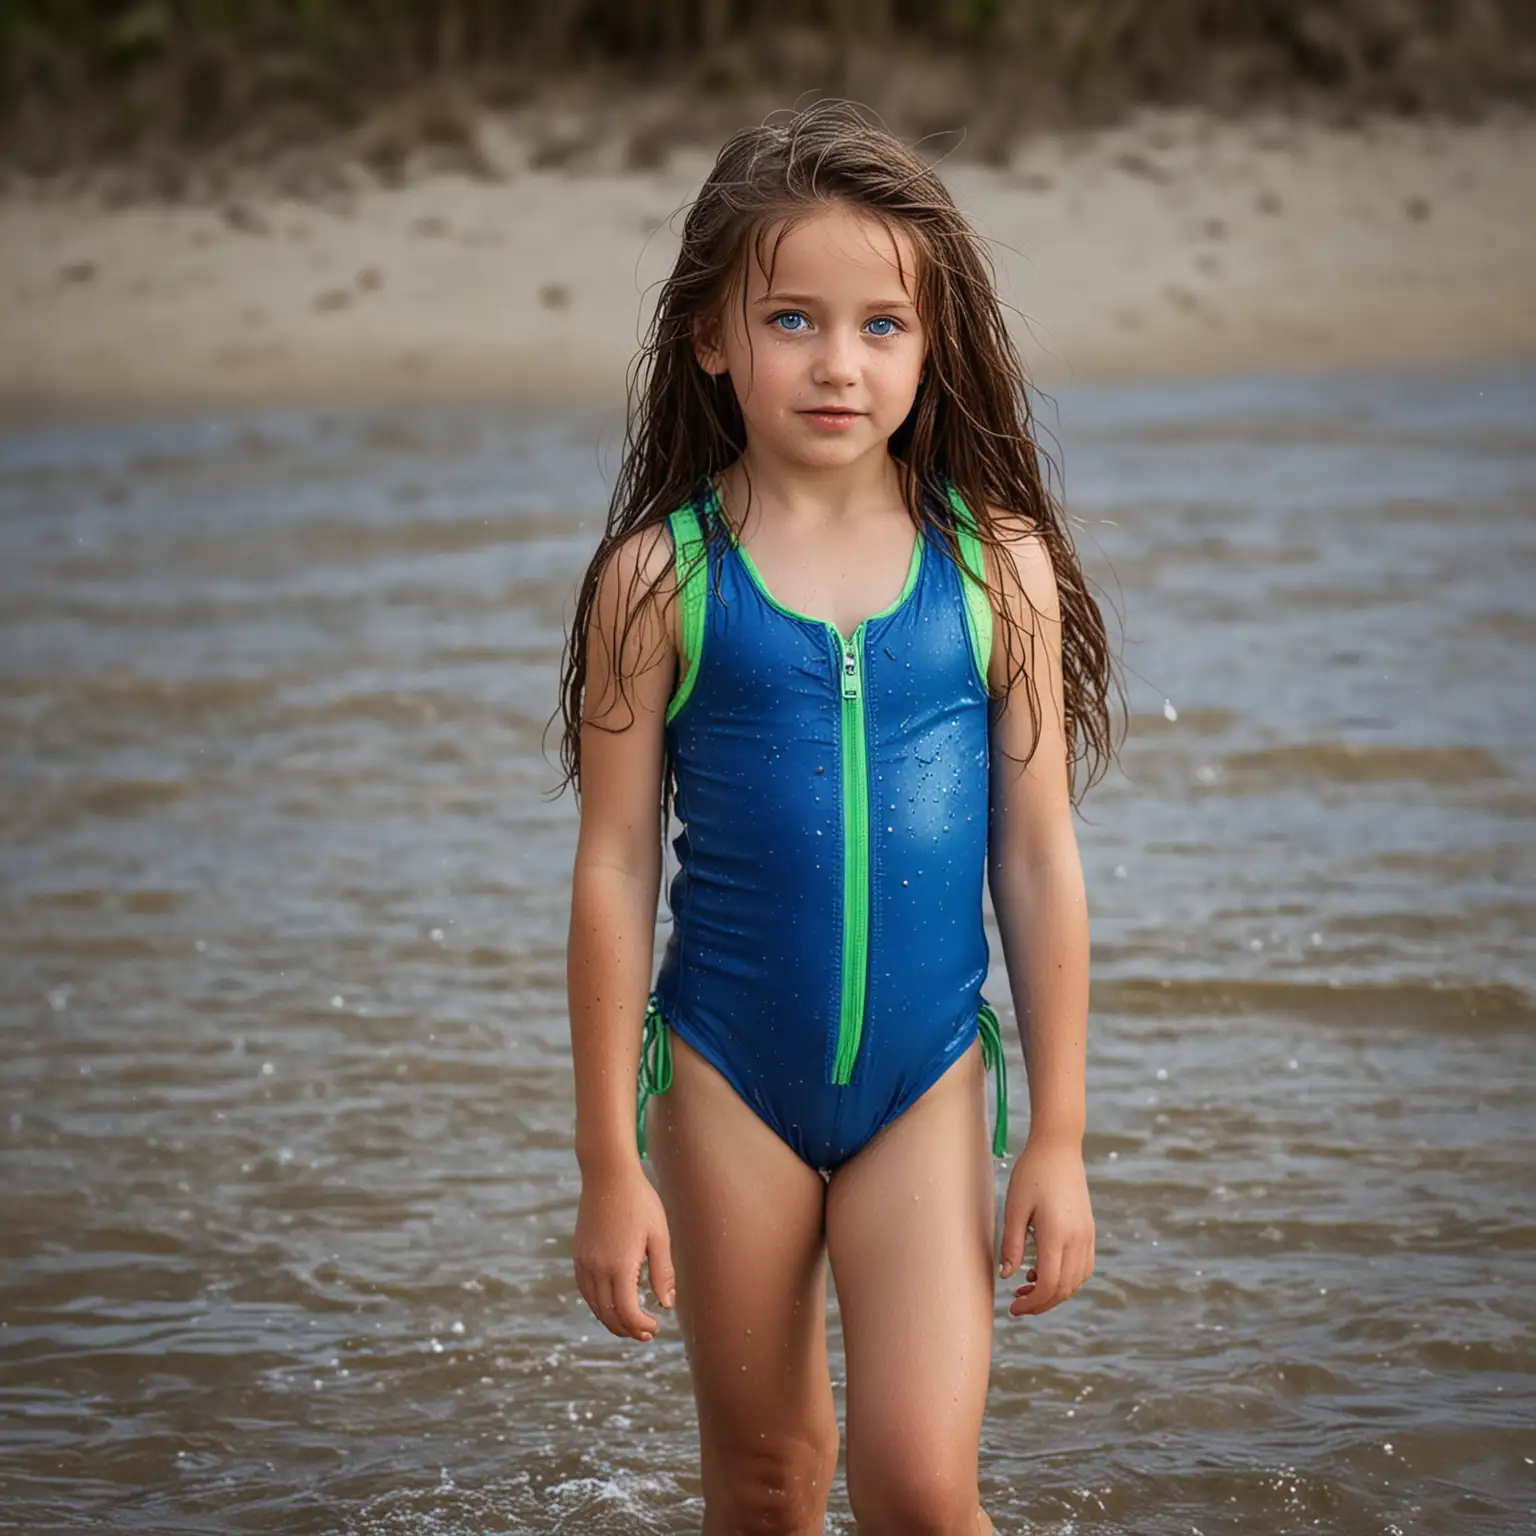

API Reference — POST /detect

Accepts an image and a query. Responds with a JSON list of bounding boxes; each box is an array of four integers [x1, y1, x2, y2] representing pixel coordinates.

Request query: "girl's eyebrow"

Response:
[[754, 291, 916, 309]]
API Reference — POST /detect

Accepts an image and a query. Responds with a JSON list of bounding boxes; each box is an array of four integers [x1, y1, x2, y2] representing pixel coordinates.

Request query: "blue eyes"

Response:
[[769, 311, 902, 337]]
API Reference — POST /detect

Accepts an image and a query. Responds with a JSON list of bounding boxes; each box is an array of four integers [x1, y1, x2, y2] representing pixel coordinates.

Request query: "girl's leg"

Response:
[[825, 1040, 997, 1535], [647, 1031, 839, 1536]]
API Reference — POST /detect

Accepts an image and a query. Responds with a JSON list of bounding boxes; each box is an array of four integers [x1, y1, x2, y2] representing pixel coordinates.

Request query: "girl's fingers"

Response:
[[1009, 1244, 1062, 1315], [647, 1225, 676, 1310], [593, 1274, 640, 1340], [575, 1265, 602, 1322], [607, 1267, 659, 1341], [998, 1211, 1034, 1277], [620, 1297, 660, 1341], [1010, 1239, 1091, 1315], [1010, 1281, 1055, 1316], [1034, 1241, 1064, 1303], [591, 1275, 622, 1337], [1053, 1250, 1083, 1306], [581, 1254, 662, 1340]]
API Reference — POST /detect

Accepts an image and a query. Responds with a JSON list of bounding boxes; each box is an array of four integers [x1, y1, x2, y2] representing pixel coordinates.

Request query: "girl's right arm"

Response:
[[567, 523, 678, 1343]]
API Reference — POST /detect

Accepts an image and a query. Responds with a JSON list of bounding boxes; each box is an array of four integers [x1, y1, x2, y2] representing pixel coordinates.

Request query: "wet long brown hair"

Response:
[[556, 98, 1122, 809]]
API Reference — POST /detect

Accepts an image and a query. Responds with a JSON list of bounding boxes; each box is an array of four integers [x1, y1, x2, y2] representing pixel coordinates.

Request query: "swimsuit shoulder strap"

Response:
[[665, 501, 709, 724], [946, 483, 993, 692]]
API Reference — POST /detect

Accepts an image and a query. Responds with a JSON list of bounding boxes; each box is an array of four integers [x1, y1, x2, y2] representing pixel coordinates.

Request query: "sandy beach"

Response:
[[2, 107, 1533, 420]]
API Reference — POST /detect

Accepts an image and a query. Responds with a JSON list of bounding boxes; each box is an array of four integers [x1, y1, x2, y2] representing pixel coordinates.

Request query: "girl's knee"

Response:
[[847, 1450, 979, 1534], [706, 1426, 840, 1534]]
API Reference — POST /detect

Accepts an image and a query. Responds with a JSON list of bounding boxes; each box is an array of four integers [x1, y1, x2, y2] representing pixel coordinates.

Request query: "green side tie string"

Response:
[[976, 1000, 1009, 1158], [635, 992, 673, 1159]]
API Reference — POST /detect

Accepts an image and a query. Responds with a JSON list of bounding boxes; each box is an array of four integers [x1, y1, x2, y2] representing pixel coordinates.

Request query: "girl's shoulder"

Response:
[[617, 517, 680, 583], [975, 505, 1059, 698], [982, 507, 1052, 590], [591, 518, 683, 663]]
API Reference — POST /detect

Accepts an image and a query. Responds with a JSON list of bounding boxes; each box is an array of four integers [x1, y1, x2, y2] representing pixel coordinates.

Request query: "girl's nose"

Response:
[[812, 329, 859, 386]]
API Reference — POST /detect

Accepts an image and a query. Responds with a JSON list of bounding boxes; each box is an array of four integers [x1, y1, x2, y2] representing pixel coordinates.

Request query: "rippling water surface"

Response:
[[1, 365, 1532, 1534]]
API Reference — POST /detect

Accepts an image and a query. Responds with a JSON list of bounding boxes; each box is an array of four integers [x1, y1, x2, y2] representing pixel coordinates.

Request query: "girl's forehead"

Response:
[[747, 205, 920, 298]]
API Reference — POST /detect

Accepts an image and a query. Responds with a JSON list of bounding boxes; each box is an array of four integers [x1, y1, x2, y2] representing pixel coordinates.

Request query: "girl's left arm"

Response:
[[985, 512, 1096, 1318]]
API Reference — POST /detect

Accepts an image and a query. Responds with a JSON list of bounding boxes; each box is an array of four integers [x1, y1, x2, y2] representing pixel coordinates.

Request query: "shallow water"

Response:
[[1, 364, 1532, 1534]]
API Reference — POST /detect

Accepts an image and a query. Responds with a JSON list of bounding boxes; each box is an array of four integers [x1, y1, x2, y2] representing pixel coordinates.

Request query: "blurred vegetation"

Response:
[[3, 1, 1533, 187]]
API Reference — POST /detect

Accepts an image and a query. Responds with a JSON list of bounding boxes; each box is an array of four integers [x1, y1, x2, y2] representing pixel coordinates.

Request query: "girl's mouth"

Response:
[[801, 408, 863, 429]]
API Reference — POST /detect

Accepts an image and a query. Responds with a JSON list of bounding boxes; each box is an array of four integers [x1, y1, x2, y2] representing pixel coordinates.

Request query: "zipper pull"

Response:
[[841, 637, 861, 700]]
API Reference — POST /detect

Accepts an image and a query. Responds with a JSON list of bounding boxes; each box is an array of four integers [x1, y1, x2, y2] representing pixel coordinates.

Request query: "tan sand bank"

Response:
[[1, 109, 1532, 422]]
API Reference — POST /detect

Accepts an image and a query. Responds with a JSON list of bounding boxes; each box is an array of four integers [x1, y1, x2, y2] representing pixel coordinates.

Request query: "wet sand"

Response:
[[2, 108, 1533, 420]]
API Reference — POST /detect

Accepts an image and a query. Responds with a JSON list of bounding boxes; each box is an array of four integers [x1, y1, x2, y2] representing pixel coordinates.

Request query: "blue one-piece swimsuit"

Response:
[[637, 478, 1008, 1174]]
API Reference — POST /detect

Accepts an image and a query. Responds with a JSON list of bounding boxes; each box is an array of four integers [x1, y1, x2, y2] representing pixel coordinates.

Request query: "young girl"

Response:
[[559, 100, 1118, 1533]]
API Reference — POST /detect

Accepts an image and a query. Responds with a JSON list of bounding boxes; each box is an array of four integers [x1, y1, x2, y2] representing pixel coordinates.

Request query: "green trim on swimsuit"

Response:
[[664, 505, 709, 725], [947, 485, 994, 694], [711, 479, 925, 639]]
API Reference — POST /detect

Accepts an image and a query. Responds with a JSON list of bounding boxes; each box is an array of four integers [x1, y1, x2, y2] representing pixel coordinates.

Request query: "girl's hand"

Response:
[[999, 1134, 1095, 1317], [573, 1159, 675, 1342]]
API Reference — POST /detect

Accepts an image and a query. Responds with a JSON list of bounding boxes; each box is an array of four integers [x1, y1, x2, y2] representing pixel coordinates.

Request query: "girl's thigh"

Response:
[[646, 1031, 838, 1491], [825, 1039, 997, 1507]]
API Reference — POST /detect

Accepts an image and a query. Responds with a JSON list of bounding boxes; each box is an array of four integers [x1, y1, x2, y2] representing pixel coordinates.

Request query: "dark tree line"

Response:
[[3, 1, 1533, 176]]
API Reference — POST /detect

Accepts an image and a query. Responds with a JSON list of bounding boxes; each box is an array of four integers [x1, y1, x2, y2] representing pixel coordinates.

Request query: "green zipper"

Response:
[[833, 624, 870, 1085], [708, 480, 920, 1091]]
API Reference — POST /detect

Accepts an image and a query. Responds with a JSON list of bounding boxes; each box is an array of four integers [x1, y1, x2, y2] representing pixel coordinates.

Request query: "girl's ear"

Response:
[[692, 313, 728, 377]]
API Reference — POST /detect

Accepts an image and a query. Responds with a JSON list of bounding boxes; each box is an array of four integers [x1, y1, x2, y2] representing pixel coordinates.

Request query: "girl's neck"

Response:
[[716, 444, 914, 528]]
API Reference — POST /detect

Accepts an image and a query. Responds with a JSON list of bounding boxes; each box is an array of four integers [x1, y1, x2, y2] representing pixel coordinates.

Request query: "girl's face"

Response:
[[694, 203, 927, 469]]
